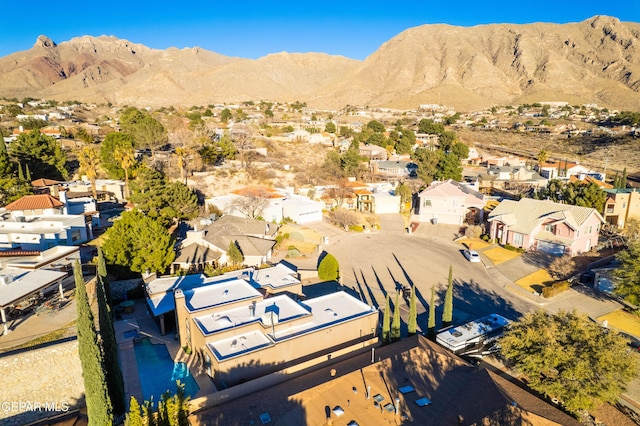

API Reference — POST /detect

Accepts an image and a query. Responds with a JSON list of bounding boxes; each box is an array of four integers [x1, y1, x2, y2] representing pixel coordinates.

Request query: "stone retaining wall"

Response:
[[0, 340, 84, 425]]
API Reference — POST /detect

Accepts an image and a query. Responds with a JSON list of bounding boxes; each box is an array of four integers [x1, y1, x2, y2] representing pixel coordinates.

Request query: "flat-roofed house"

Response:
[[0, 194, 91, 250], [175, 280, 378, 388], [602, 188, 640, 229]]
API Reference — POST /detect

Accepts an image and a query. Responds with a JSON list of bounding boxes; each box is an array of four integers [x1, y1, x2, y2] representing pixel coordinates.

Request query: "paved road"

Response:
[[297, 214, 623, 334]]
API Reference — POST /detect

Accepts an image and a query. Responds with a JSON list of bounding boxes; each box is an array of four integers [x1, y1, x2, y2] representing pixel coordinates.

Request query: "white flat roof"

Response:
[[194, 294, 309, 335], [145, 274, 209, 295], [184, 278, 262, 312], [207, 330, 273, 361], [272, 291, 375, 341], [0, 269, 67, 307], [201, 291, 376, 361], [250, 263, 300, 290]]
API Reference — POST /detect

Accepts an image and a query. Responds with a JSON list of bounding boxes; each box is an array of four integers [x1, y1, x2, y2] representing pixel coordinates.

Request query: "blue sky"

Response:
[[1, 1, 638, 60]]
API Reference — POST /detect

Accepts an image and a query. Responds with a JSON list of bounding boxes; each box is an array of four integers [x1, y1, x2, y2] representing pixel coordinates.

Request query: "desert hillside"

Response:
[[0, 16, 639, 111]]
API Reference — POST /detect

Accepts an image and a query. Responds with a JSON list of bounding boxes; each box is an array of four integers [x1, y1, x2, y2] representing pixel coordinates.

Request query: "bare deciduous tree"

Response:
[[328, 208, 360, 231], [228, 188, 270, 219], [548, 254, 576, 280]]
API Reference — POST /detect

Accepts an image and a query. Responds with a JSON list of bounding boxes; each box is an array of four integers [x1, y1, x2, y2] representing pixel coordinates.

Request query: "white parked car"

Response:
[[463, 249, 481, 263]]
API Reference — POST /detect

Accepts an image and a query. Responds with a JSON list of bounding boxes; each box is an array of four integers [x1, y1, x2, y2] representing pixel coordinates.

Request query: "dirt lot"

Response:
[[458, 128, 640, 176]]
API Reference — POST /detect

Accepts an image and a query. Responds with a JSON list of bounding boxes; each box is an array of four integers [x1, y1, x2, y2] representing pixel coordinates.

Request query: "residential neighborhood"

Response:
[[0, 97, 639, 426]]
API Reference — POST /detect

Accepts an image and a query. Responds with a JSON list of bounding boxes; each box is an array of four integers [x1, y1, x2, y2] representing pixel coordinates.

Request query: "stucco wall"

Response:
[[0, 340, 84, 425]]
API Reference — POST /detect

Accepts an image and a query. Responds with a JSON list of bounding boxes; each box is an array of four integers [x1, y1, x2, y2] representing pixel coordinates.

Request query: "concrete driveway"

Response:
[[291, 214, 624, 334]]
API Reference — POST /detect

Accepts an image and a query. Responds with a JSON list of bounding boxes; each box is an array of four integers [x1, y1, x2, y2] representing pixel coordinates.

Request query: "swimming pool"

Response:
[[133, 337, 200, 403]]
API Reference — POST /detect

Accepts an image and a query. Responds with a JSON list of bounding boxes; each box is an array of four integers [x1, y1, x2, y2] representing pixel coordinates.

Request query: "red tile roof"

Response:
[[31, 178, 62, 187], [4, 194, 64, 210]]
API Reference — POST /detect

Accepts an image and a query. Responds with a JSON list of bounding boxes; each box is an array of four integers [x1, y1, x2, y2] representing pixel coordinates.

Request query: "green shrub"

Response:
[[318, 253, 339, 281], [349, 225, 364, 232], [290, 231, 304, 241], [481, 234, 490, 242], [504, 244, 525, 253], [287, 247, 301, 258]]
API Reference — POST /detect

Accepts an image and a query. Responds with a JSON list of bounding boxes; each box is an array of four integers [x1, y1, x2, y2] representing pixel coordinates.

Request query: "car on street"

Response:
[[463, 249, 481, 263]]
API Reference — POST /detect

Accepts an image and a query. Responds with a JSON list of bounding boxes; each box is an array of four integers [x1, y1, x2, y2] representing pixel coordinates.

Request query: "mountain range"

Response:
[[1, 15, 639, 111]]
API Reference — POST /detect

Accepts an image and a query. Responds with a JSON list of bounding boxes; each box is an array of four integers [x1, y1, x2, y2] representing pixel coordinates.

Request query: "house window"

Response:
[[451, 199, 459, 207], [588, 226, 592, 234], [512, 233, 524, 247], [606, 205, 614, 214], [544, 224, 556, 233], [71, 229, 82, 242], [424, 199, 432, 207]]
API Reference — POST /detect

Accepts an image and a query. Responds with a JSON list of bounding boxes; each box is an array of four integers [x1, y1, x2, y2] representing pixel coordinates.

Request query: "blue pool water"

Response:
[[133, 338, 200, 403]]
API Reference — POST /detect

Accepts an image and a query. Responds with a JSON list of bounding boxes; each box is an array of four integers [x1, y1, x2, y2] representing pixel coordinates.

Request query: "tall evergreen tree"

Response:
[[0, 137, 13, 177], [18, 162, 24, 180], [227, 240, 244, 265], [25, 163, 31, 181], [621, 167, 628, 189], [391, 291, 401, 340], [74, 260, 114, 425], [407, 286, 417, 335], [97, 247, 112, 308], [443, 265, 454, 326], [10, 130, 68, 180], [97, 274, 125, 415], [381, 294, 391, 343], [428, 286, 436, 340], [125, 397, 143, 426]]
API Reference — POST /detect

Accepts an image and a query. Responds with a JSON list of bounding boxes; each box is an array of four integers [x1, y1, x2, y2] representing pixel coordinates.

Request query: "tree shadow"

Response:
[[371, 266, 388, 301], [191, 358, 307, 425], [391, 254, 432, 314], [452, 278, 523, 323], [519, 252, 556, 269]]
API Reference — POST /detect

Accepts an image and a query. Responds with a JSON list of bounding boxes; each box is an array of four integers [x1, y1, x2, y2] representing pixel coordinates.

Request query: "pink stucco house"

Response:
[[488, 198, 604, 256], [416, 180, 486, 225]]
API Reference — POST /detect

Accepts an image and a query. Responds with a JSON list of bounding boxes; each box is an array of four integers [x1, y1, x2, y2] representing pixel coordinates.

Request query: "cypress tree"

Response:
[[622, 167, 628, 189], [97, 274, 126, 415], [25, 163, 31, 181], [0, 137, 12, 177], [97, 247, 113, 308], [443, 265, 454, 326], [428, 286, 436, 340], [74, 260, 114, 425], [126, 397, 143, 426], [18, 162, 24, 180], [391, 291, 401, 340], [407, 285, 417, 335], [381, 294, 391, 343]]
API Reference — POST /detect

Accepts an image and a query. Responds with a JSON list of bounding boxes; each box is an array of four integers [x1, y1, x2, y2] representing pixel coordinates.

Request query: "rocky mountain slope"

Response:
[[1, 16, 639, 111]]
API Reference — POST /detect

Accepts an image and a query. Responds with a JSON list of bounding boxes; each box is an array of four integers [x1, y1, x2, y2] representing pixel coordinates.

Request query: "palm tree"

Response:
[[537, 149, 549, 171], [113, 145, 135, 199], [78, 146, 100, 200]]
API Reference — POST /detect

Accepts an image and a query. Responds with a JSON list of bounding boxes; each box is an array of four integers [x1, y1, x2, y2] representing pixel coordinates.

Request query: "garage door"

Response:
[[537, 241, 565, 256], [436, 214, 462, 225]]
